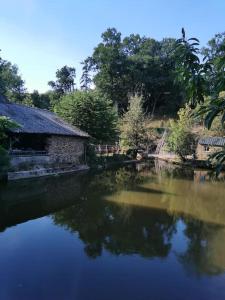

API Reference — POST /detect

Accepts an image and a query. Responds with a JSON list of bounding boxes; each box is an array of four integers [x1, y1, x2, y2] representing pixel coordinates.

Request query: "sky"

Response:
[[0, 0, 224, 93]]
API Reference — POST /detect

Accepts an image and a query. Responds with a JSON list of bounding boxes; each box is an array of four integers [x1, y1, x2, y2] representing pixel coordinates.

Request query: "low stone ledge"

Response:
[[8, 165, 89, 181]]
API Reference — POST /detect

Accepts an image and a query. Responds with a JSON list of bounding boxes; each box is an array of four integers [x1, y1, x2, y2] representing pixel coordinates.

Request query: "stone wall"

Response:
[[196, 144, 221, 160], [10, 155, 50, 170], [47, 136, 86, 164]]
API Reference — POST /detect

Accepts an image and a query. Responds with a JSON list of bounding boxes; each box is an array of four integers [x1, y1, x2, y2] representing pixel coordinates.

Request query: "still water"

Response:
[[0, 160, 225, 300]]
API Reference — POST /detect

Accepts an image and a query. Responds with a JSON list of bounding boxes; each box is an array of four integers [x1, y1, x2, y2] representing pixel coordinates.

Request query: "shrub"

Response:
[[167, 106, 196, 161]]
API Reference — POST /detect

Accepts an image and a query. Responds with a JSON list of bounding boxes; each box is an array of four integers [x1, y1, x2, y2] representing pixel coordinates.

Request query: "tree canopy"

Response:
[[54, 90, 118, 142], [0, 51, 25, 102], [48, 65, 76, 95], [82, 28, 183, 115]]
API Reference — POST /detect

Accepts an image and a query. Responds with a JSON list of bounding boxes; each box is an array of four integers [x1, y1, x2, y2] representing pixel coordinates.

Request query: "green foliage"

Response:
[[86, 144, 129, 168], [0, 145, 10, 175], [174, 29, 210, 108], [0, 116, 19, 176], [196, 92, 225, 130], [48, 65, 76, 95], [80, 58, 92, 90], [175, 29, 225, 171], [82, 28, 183, 114], [0, 51, 25, 102], [175, 29, 225, 117], [0, 116, 20, 143], [22, 90, 60, 110], [120, 96, 147, 149], [55, 90, 118, 142], [23, 90, 49, 109], [209, 148, 225, 176], [167, 106, 196, 161], [86, 144, 99, 167]]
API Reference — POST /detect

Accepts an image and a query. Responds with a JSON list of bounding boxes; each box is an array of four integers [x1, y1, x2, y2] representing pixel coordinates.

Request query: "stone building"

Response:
[[196, 137, 225, 160], [0, 95, 89, 177]]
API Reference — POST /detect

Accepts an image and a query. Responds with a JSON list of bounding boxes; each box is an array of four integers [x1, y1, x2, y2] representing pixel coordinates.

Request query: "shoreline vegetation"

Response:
[[1, 28, 225, 180]]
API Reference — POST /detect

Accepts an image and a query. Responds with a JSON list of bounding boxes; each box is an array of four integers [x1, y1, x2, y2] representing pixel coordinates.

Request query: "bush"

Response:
[[167, 106, 196, 161], [0, 146, 10, 178], [55, 90, 118, 143]]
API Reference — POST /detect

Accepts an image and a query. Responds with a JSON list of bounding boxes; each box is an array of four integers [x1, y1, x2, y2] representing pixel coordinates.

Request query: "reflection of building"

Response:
[[194, 170, 210, 182], [194, 169, 225, 182], [0, 172, 87, 230], [0, 95, 89, 178], [196, 137, 225, 160]]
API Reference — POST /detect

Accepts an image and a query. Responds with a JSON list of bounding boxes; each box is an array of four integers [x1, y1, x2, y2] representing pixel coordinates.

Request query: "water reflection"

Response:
[[178, 218, 225, 276], [0, 172, 88, 231], [53, 200, 176, 259], [1, 161, 225, 277]]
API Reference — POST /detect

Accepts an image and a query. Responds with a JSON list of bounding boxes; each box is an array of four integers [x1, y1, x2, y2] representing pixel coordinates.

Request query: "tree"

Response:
[[174, 28, 209, 109], [54, 90, 118, 143], [80, 58, 92, 90], [82, 28, 129, 112], [0, 50, 25, 102], [120, 96, 147, 149], [202, 32, 225, 61], [23, 90, 52, 109], [167, 106, 196, 161], [48, 65, 76, 94], [0, 116, 19, 177], [0, 116, 19, 146], [82, 28, 183, 114], [175, 29, 225, 170]]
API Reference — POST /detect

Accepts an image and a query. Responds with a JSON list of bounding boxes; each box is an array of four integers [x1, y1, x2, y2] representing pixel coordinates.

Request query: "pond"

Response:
[[0, 160, 225, 300]]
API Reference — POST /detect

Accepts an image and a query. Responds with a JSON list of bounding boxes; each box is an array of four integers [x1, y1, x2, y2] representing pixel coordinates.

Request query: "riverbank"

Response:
[[4, 152, 217, 182], [149, 153, 214, 169]]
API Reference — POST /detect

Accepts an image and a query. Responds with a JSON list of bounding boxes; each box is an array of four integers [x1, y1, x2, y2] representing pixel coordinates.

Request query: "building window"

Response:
[[204, 146, 210, 151]]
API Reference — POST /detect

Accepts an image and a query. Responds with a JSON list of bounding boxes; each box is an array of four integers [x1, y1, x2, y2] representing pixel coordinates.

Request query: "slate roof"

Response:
[[198, 137, 225, 147], [0, 97, 89, 138]]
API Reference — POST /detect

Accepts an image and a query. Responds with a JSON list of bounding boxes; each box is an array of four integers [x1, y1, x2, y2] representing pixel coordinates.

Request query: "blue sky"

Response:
[[0, 0, 224, 92]]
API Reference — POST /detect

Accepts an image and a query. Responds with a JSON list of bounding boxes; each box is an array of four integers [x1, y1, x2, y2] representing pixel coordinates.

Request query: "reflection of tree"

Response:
[[53, 167, 177, 259], [53, 201, 176, 259], [178, 218, 225, 276], [88, 166, 147, 193], [2, 161, 225, 277], [154, 159, 194, 180]]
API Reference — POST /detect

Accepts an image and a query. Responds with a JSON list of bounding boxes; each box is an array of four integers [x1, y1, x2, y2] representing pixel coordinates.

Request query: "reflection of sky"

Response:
[[1, 216, 225, 300], [170, 220, 187, 252]]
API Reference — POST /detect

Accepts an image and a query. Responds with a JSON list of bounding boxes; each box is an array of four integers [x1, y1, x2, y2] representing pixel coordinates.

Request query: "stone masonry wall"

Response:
[[47, 136, 85, 164], [196, 144, 221, 160]]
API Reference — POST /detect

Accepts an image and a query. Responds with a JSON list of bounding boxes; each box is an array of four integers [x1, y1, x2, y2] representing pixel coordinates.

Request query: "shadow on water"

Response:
[[1, 160, 225, 276]]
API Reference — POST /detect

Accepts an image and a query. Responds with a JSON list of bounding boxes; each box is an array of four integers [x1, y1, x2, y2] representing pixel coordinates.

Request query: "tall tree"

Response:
[[120, 96, 147, 149], [80, 58, 92, 90], [0, 50, 25, 102], [82, 28, 183, 115], [83, 28, 129, 112], [48, 65, 76, 94]]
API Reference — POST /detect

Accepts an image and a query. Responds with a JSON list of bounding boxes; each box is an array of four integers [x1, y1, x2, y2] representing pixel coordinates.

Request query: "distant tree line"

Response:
[[1, 29, 223, 114]]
